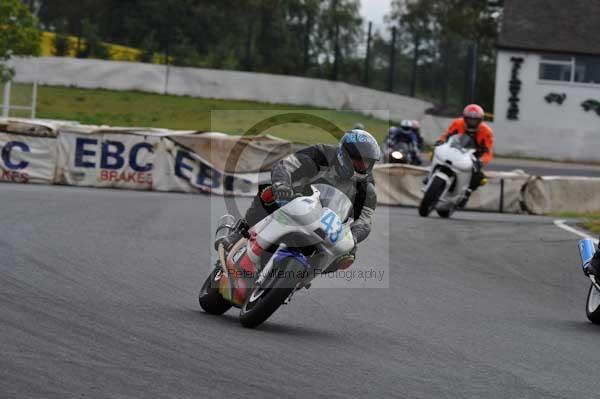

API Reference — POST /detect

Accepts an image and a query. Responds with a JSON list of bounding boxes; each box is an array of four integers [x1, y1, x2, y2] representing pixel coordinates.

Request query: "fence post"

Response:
[[499, 178, 505, 213], [31, 58, 39, 119], [463, 42, 479, 105], [410, 34, 419, 97], [2, 80, 11, 118], [363, 21, 372, 86], [387, 26, 397, 92]]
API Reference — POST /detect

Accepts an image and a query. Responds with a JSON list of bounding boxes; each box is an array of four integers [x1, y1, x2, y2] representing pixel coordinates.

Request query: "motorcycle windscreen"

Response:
[[388, 140, 411, 151], [312, 184, 353, 222], [449, 134, 476, 150]]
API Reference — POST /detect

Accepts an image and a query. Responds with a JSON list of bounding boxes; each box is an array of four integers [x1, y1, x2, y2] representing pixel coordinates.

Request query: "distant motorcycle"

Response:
[[418, 134, 475, 218], [578, 238, 600, 324], [198, 184, 355, 328], [382, 138, 421, 165]]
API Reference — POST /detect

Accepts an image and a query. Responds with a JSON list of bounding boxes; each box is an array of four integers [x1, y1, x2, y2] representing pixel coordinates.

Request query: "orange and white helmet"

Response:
[[463, 104, 484, 133]]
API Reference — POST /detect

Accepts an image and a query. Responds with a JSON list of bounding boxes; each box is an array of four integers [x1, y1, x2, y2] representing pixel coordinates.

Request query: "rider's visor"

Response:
[[352, 158, 374, 174], [464, 117, 481, 130]]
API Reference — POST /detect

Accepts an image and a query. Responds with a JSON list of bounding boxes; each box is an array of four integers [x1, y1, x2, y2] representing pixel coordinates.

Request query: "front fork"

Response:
[[255, 244, 285, 286]]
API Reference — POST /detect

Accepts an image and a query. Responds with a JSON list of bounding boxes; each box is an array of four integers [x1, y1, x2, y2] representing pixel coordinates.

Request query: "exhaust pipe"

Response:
[[214, 215, 236, 251]]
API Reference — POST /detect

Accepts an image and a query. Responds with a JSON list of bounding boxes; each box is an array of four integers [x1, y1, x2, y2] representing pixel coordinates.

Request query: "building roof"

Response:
[[498, 0, 600, 56]]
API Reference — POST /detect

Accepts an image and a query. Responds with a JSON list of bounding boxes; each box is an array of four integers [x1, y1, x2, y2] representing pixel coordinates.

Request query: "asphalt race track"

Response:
[[1, 183, 599, 398]]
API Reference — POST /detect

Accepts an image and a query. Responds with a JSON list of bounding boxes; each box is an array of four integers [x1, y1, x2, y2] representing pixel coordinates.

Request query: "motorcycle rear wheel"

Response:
[[586, 283, 600, 324], [198, 266, 232, 315], [239, 258, 306, 328], [419, 176, 446, 217]]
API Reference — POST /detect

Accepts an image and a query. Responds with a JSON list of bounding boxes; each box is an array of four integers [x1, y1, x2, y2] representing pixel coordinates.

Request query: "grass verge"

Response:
[[555, 212, 600, 236], [8, 83, 392, 144]]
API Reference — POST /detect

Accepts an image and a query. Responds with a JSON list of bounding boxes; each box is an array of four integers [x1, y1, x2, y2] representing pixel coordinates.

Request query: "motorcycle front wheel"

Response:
[[419, 176, 446, 217], [436, 209, 452, 218], [586, 283, 600, 324], [239, 257, 306, 328], [198, 265, 233, 315]]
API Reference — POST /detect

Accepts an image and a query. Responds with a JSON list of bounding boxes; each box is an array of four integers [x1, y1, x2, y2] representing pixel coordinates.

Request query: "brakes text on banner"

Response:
[[153, 138, 260, 195], [57, 132, 158, 190], [0, 133, 57, 184]]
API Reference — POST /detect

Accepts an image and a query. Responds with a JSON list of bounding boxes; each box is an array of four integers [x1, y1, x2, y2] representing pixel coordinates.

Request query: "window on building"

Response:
[[539, 55, 573, 82], [539, 54, 600, 84], [539, 63, 572, 81], [575, 56, 600, 84]]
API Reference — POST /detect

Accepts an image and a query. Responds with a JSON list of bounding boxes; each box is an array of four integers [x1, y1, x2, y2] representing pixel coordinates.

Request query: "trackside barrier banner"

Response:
[[522, 176, 600, 214], [52, 122, 272, 196], [0, 120, 60, 185], [2, 118, 599, 214], [372, 164, 426, 207], [467, 170, 530, 214], [0, 133, 58, 184], [153, 138, 267, 195], [372, 164, 531, 214], [171, 132, 292, 173], [57, 132, 158, 190]]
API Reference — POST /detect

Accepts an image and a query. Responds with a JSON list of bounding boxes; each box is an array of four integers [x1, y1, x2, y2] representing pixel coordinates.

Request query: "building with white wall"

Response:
[[493, 0, 600, 162]]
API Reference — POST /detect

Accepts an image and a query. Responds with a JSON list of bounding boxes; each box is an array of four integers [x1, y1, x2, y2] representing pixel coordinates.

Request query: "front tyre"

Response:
[[419, 176, 446, 217], [198, 266, 232, 315], [239, 258, 306, 328], [586, 283, 600, 324], [436, 209, 452, 218]]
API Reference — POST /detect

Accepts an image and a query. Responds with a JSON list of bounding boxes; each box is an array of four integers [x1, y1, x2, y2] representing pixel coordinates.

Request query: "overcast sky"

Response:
[[361, 0, 392, 33]]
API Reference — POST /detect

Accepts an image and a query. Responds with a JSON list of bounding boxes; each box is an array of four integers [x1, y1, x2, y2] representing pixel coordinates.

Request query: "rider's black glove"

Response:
[[272, 183, 294, 202], [434, 140, 443, 147]]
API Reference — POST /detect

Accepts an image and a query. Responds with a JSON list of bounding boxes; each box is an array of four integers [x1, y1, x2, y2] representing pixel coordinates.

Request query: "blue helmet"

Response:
[[335, 129, 380, 181]]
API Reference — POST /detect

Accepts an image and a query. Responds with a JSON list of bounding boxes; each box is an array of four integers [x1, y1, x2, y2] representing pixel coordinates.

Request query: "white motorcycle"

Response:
[[578, 238, 600, 324], [198, 184, 355, 328], [419, 134, 476, 218]]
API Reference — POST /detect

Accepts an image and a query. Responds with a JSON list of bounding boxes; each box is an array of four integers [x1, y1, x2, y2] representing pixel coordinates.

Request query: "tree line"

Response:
[[24, 0, 502, 111]]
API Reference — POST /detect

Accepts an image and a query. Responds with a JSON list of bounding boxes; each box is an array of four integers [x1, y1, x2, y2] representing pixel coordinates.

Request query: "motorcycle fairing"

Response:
[[218, 238, 256, 306]]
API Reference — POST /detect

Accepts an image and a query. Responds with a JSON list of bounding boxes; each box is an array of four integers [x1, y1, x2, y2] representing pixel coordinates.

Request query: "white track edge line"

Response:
[[554, 219, 599, 245]]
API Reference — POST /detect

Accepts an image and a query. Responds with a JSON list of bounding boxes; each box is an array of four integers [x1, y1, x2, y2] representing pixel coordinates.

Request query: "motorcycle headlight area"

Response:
[[391, 151, 403, 160]]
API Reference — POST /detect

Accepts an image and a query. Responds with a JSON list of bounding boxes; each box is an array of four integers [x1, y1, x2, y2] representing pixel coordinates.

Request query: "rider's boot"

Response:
[[457, 189, 473, 209], [589, 246, 600, 276]]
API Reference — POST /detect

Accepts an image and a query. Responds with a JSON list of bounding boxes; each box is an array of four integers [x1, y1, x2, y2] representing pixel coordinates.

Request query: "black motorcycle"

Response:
[[382, 137, 421, 165]]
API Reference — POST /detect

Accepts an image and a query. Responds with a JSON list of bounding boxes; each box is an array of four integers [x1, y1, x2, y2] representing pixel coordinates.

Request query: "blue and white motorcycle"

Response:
[[198, 184, 355, 328], [578, 239, 600, 324]]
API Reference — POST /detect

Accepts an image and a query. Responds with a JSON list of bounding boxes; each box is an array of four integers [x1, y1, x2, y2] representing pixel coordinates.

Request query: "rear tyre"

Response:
[[586, 283, 600, 324], [239, 258, 305, 328], [198, 266, 232, 315], [419, 176, 446, 217]]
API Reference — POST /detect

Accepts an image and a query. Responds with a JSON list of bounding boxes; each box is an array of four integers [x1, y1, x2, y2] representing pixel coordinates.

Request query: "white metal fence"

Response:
[[1, 58, 39, 119]]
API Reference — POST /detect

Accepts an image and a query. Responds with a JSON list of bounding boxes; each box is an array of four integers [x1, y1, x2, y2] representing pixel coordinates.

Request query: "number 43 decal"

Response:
[[320, 210, 342, 243]]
